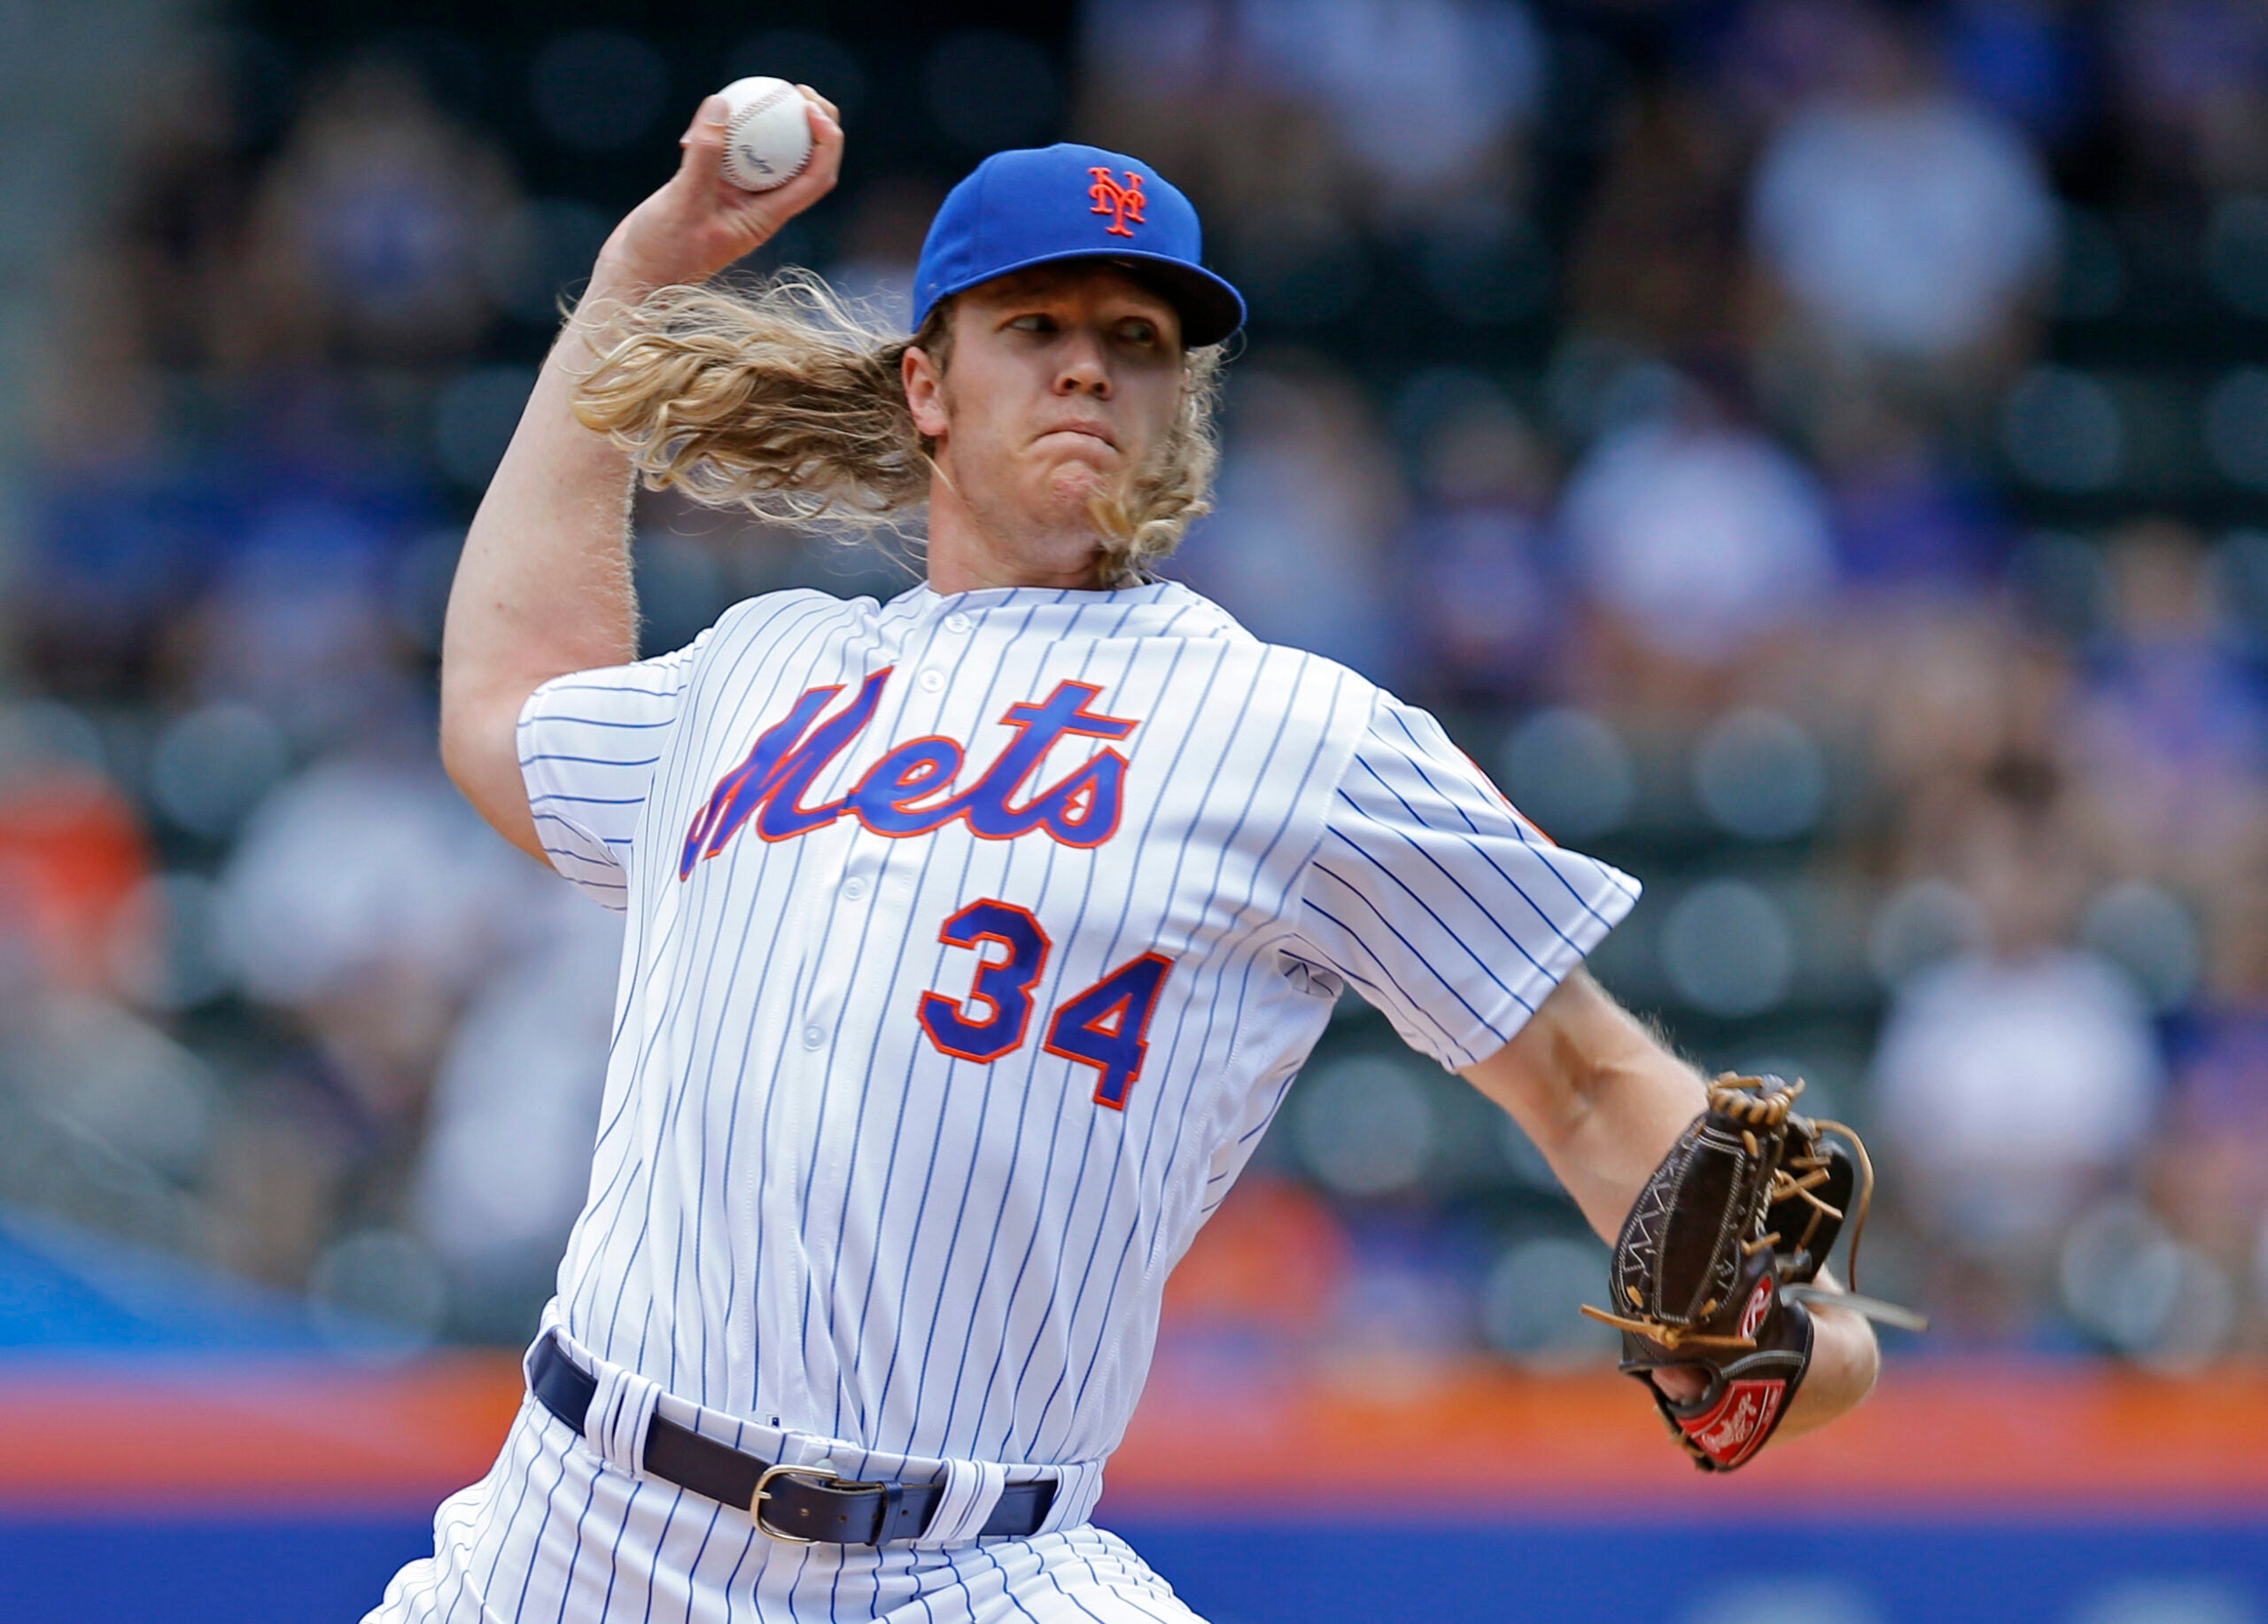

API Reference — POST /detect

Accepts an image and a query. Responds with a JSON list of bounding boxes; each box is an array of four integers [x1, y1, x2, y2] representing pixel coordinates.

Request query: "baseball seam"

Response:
[[726, 85, 810, 189]]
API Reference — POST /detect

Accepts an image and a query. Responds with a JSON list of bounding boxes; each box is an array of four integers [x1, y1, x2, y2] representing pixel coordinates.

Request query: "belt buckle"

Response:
[[750, 1461, 886, 1544]]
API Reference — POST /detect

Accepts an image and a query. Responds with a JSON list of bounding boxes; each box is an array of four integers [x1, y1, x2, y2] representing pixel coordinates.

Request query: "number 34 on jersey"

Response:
[[916, 898, 1173, 1111]]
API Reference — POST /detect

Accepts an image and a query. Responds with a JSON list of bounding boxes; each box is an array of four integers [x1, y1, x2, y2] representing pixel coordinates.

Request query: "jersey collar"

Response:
[[898, 579, 1192, 615]]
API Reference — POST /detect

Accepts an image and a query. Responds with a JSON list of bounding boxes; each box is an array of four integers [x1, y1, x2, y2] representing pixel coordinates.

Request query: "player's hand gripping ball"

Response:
[[716, 76, 815, 192]]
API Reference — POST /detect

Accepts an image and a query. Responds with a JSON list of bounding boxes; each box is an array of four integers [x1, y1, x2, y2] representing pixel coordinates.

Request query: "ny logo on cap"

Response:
[[1087, 167, 1146, 237]]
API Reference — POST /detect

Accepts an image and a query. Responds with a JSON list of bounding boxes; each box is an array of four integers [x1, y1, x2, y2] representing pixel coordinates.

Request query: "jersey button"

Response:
[[803, 1024, 827, 1049], [944, 612, 972, 634], [843, 877, 867, 900], [918, 669, 945, 692]]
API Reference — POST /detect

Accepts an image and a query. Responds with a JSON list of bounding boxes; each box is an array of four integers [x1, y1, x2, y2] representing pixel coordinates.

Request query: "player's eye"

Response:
[[1007, 313, 1058, 335], [1115, 318, 1160, 346]]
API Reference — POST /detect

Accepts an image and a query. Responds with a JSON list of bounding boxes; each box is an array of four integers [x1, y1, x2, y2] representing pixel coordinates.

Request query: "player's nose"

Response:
[[1052, 330, 1112, 398]]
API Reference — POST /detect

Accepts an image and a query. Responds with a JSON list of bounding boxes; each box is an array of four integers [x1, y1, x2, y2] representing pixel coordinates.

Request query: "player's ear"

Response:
[[902, 298, 957, 442], [902, 313, 957, 447], [904, 341, 950, 441]]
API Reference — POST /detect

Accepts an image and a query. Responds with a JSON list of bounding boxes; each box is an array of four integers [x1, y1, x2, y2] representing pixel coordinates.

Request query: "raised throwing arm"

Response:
[[437, 89, 843, 859]]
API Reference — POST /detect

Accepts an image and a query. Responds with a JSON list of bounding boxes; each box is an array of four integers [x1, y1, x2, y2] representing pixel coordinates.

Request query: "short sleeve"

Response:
[[517, 628, 713, 910], [1285, 693, 1642, 1069]]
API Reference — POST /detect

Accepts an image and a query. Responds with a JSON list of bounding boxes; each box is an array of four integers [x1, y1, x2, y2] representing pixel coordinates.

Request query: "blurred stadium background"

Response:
[[1, 0, 2265, 1619]]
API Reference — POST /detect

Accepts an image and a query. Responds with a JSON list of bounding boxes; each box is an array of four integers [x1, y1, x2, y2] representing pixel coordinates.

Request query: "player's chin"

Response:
[[1033, 458, 1119, 515], [1037, 439, 1121, 478]]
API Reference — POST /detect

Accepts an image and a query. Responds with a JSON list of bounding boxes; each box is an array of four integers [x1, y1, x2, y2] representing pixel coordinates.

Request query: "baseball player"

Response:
[[371, 88, 1880, 1623]]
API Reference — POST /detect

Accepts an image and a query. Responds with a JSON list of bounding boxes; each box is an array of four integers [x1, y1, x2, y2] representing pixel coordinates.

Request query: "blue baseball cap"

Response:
[[912, 144, 1245, 347]]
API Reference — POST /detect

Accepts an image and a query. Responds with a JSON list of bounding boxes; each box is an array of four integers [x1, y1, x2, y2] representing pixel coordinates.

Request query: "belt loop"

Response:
[[1037, 1460, 1106, 1534], [586, 1359, 664, 1478], [905, 1457, 1008, 1548]]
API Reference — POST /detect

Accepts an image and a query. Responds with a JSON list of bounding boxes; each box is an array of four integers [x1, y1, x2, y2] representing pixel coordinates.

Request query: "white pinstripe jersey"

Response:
[[518, 579, 1638, 1472]]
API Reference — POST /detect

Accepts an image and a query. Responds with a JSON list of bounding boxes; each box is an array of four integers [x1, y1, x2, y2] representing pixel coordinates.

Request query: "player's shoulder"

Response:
[[1146, 580, 1382, 685], [1157, 583, 1389, 725], [1137, 587, 1431, 811], [681, 584, 904, 663], [708, 584, 877, 636], [1173, 599, 1496, 788]]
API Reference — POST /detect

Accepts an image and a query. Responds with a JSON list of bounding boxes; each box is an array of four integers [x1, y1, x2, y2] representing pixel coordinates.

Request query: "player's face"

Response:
[[907, 264, 1185, 583]]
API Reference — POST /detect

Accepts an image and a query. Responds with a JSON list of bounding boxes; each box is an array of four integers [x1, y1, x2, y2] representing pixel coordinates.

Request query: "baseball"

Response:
[[715, 76, 814, 192]]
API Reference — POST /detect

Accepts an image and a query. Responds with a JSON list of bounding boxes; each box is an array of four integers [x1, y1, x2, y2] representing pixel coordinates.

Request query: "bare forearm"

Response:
[[437, 275, 645, 850], [1464, 971, 1707, 1244], [449, 268, 649, 688]]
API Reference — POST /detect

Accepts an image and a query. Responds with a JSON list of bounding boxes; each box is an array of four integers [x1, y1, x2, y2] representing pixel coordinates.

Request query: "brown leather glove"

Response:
[[1582, 1074, 1883, 1472]]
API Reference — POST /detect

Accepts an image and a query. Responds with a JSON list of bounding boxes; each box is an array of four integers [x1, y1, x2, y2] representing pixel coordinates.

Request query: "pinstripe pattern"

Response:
[[1288, 689, 1641, 1069], [373, 579, 1636, 1622]]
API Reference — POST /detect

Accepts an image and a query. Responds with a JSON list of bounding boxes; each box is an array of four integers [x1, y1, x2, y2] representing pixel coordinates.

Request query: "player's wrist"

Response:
[[587, 220, 700, 306], [590, 183, 743, 297], [1781, 1298, 1879, 1437]]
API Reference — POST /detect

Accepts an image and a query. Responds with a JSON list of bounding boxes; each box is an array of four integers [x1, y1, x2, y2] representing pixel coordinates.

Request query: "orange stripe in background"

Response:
[[0, 1354, 526, 1511], [1108, 1356, 2268, 1515], [0, 1356, 2263, 1514]]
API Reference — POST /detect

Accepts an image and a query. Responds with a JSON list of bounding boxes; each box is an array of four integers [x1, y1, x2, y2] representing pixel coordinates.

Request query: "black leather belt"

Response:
[[529, 1332, 1056, 1545]]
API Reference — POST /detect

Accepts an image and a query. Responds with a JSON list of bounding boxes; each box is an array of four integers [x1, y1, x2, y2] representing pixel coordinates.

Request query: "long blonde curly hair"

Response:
[[568, 269, 1227, 584]]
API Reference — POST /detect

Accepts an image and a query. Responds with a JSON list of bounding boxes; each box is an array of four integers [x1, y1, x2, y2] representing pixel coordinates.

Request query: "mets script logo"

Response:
[[680, 669, 1138, 878], [1088, 167, 1146, 237]]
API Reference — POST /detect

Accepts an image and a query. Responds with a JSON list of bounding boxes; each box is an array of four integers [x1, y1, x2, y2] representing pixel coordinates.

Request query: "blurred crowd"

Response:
[[4, 0, 2267, 1374]]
